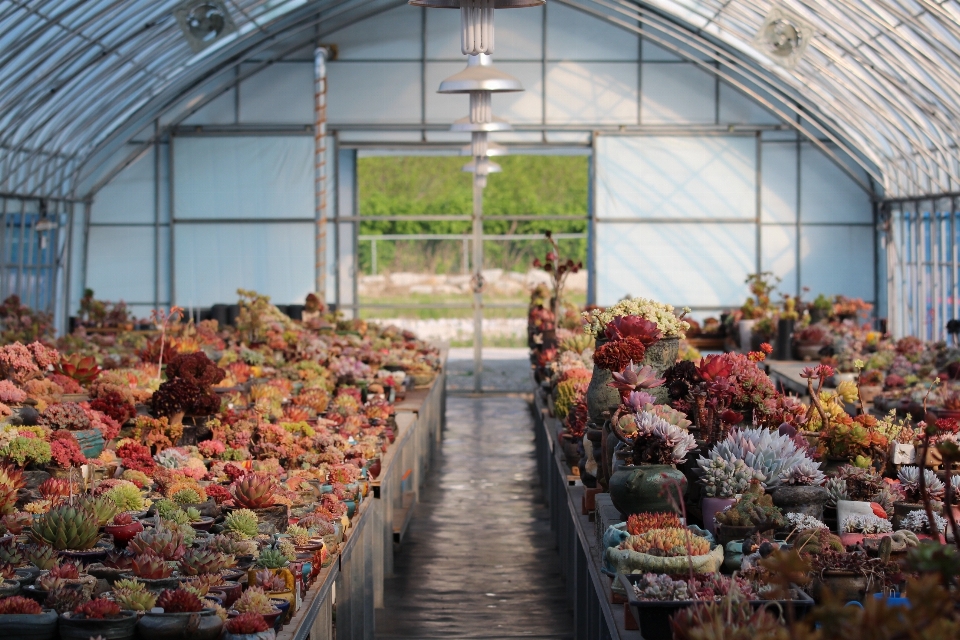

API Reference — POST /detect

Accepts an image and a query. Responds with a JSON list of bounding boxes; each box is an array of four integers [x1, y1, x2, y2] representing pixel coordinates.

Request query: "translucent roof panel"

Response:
[[2, 0, 960, 199]]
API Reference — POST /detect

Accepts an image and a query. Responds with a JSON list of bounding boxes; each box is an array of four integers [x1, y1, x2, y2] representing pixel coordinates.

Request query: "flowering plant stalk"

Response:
[[531, 231, 582, 319]]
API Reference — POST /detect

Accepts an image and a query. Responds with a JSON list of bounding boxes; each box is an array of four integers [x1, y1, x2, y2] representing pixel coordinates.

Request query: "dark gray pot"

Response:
[[770, 485, 830, 520], [59, 610, 138, 640], [0, 609, 58, 640]]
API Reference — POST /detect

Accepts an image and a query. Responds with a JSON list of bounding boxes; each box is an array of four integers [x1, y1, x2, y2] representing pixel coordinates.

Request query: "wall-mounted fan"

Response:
[[754, 7, 813, 70], [174, 0, 238, 54]]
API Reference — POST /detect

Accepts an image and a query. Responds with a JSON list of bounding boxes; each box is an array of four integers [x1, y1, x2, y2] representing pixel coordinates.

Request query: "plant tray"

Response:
[[617, 573, 815, 640]]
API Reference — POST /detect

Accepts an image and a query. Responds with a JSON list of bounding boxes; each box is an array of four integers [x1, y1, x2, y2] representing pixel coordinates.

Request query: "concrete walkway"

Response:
[[375, 395, 574, 639], [445, 348, 533, 394]]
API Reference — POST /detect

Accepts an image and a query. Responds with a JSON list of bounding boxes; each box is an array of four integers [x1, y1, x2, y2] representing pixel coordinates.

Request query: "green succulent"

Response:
[[112, 578, 158, 611], [105, 484, 149, 512], [172, 488, 202, 506], [23, 543, 58, 569], [30, 504, 100, 550], [223, 509, 259, 540], [155, 499, 182, 520], [77, 494, 120, 526], [185, 507, 202, 522], [0, 536, 24, 565], [255, 546, 289, 569]]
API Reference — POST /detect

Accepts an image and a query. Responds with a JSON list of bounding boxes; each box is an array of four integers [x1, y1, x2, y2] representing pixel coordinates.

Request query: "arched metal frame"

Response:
[[2, 1, 960, 202]]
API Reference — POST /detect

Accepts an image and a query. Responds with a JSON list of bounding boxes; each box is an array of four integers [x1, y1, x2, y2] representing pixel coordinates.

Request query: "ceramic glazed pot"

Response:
[[770, 485, 831, 520], [0, 578, 19, 597], [224, 632, 276, 640], [0, 609, 58, 640], [135, 608, 223, 640], [585, 365, 619, 423], [105, 520, 144, 547], [60, 610, 137, 640], [608, 464, 687, 516], [714, 523, 756, 547], [700, 497, 736, 535]]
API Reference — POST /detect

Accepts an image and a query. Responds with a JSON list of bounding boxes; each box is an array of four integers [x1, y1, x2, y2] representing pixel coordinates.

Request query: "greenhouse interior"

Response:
[[3, 0, 960, 639]]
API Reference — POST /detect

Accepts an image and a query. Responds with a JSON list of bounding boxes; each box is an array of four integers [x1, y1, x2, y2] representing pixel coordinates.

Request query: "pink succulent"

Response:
[[609, 362, 666, 397]]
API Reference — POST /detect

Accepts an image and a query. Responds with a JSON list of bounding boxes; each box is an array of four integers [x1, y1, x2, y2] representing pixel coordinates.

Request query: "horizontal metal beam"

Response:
[[172, 217, 313, 224], [358, 233, 587, 241], [344, 214, 586, 222]]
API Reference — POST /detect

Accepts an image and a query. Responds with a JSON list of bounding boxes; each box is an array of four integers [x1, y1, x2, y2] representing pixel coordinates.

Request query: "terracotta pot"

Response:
[[213, 581, 242, 608], [700, 497, 736, 535]]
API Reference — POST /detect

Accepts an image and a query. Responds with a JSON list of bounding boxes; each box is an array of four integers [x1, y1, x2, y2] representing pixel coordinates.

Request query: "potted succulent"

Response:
[[696, 457, 755, 535], [104, 513, 143, 548], [230, 586, 283, 627], [229, 473, 288, 534], [603, 512, 723, 577], [109, 578, 157, 612], [59, 598, 137, 640], [893, 466, 943, 529], [136, 589, 223, 640], [839, 514, 893, 547], [224, 612, 275, 640], [29, 503, 101, 556], [714, 481, 786, 546], [900, 509, 948, 543], [0, 595, 58, 639]]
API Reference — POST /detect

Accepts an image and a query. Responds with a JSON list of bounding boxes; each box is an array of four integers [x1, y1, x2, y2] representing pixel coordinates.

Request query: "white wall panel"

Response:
[[327, 62, 422, 123], [545, 62, 637, 124], [596, 136, 756, 219], [174, 223, 314, 306], [425, 61, 541, 124], [597, 222, 755, 307], [181, 88, 235, 125], [761, 142, 798, 223], [87, 227, 155, 302], [641, 31, 712, 61], [801, 225, 874, 300], [761, 224, 797, 292], [800, 143, 872, 223], [91, 146, 153, 223], [641, 63, 715, 124], [546, 3, 638, 61], [173, 137, 313, 220], [326, 6, 422, 60], [239, 63, 313, 124]]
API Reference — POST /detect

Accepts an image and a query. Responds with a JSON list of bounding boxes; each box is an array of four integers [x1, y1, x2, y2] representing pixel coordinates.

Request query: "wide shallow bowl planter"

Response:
[[604, 538, 723, 576], [0, 578, 20, 597], [227, 608, 283, 628], [0, 608, 58, 640], [700, 496, 736, 535], [119, 573, 182, 591], [211, 581, 242, 608], [618, 573, 814, 640], [60, 610, 138, 640], [892, 501, 938, 530], [608, 463, 686, 516], [795, 342, 826, 361], [188, 517, 216, 532], [136, 608, 223, 640]]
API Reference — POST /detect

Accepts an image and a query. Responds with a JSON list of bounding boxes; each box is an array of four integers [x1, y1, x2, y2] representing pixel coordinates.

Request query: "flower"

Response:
[[759, 343, 773, 354]]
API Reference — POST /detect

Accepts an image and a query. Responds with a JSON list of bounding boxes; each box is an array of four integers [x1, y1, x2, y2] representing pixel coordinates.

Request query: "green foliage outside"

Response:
[[357, 155, 588, 274]]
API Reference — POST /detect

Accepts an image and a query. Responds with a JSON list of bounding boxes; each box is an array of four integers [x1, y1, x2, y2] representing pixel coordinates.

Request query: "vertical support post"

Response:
[[315, 46, 329, 301], [371, 239, 377, 276], [472, 174, 483, 393], [62, 202, 74, 335], [755, 132, 762, 275], [169, 134, 176, 307], [16, 198, 26, 301], [154, 121, 161, 313], [952, 197, 957, 323], [462, 236, 469, 274], [0, 198, 7, 302], [588, 132, 597, 306]]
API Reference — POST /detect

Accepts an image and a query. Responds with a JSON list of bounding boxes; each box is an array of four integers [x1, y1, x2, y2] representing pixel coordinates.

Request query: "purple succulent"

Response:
[[626, 391, 656, 412], [609, 362, 666, 397]]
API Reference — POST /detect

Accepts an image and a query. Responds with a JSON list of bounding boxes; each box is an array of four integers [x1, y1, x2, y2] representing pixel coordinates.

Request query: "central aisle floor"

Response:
[[375, 395, 574, 639]]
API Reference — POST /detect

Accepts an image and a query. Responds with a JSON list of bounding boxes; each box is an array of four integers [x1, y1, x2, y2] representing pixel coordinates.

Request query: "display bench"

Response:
[[533, 386, 642, 640], [278, 353, 447, 640]]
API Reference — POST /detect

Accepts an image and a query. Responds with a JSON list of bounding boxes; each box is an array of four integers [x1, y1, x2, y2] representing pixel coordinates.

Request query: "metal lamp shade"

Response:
[[408, 0, 544, 8], [438, 55, 523, 93]]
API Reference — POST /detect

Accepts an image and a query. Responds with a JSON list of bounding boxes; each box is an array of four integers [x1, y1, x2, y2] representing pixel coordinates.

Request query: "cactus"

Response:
[[223, 509, 259, 540], [77, 494, 120, 527], [30, 503, 100, 550], [625, 512, 682, 536], [714, 481, 785, 530], [0, 467, 24, 516], [131, 553, 175, 579], [105, 484, 149, 513], [230, 473, 277, 509], [225, 612, 270, 634], [44, 584, 87, 613], [233, 586, 276, 615], [128, 526, 186, 561], [792, 527, 845, 554], [156, 588, 203, 613], [621, 529, 711, 557], [178, 548, 233, 576], [0, 595, 42, 614], [553, 378, 587, 419], [73, 598, 121, 619], [23, 543, 58, 569], [111, 579, 157, 611], [255, 547, 289, 569]]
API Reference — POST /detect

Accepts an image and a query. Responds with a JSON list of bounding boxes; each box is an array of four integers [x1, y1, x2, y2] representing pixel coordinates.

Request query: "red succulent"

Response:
[[697, 355, 733, 382], [73, 598, 122, 619], [603, 316, 662, 345]]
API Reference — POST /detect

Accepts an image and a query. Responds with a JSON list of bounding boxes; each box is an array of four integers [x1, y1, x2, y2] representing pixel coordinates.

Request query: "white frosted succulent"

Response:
[[898, 465, 945, 500], [825, 476, 849, 507], [786, 512, 828, 531], [841, 514, 893, 534], [699, 428, 823, 489], [784, 458, 827, 487], [698, 457, 762, 498], [634, 411, 697, 464], [582, 298, 689, 338], [632, 573, 691, 601], [901, 509, 948, 533]]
